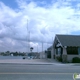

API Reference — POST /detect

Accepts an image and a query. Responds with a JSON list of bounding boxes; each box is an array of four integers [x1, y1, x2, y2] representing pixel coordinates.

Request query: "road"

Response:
[[0, 64, 80, 80]]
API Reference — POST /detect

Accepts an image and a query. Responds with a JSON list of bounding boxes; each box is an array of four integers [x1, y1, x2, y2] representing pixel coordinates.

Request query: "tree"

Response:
[[5, 51, 10, 56]]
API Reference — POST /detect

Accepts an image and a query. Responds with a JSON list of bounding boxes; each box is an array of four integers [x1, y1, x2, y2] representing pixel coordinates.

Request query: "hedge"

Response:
[[72, 57, 80, 63]]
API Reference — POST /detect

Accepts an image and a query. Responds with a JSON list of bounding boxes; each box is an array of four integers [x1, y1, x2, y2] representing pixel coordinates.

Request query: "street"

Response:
[[0, 64, 80, 80]]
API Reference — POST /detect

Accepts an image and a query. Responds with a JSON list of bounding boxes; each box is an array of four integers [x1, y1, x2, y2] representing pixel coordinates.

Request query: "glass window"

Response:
[[67, 47, 78, 55], [78, 48, 80, 55], [58, 48, 61, 55]]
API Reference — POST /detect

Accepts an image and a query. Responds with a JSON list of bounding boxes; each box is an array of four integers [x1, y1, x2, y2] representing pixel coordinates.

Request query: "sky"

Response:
[[0, 0, 80, 52]]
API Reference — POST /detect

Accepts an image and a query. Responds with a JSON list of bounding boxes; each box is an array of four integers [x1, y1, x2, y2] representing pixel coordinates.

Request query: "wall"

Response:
[[39, 51, 46, 59], [51, 48, 53, 59], [0, 56, 23, 59], [67, 55, 80, 62]]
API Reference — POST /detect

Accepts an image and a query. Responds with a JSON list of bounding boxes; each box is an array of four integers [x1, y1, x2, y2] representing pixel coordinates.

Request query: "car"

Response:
[[27, 56, 31, 59], [30, 56, 34, 59], [23, 57, 25, 59]]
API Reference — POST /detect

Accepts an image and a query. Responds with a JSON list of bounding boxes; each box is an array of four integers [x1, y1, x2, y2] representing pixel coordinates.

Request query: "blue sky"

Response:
[[0, 0, 80, 52], [0, 0, 53, 8], [1, 0, 80, 9], [0, 0, 18, 9]]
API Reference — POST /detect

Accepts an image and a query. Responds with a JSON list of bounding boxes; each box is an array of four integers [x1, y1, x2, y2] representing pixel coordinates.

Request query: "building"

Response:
[[28, 52, 40, 59], [51, 34, 80, 62], [47, 46, 52, 58], [39, 51, 47, 59]]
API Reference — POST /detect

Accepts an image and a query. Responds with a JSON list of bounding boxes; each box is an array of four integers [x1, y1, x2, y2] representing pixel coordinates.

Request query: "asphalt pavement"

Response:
[[0, 64, 80, 80], [0, 58, 76, 66], [0, 58, 79, 66], [0, 59, 80, 80]]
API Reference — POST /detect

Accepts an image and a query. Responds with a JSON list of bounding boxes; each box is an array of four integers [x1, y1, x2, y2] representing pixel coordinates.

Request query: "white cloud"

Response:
[[0, 0, 80, 52]]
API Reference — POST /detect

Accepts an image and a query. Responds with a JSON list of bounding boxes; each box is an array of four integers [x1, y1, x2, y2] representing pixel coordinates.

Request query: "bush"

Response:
[[56, 56, 62, 62], [72, 57, 80, 63]]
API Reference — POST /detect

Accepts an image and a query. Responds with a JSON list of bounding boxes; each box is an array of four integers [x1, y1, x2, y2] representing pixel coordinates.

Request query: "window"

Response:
[[78, 47, 80, 55], [67, 47, 78, 55], [58, 48, 61, 55], [56, 47, 61, 55]]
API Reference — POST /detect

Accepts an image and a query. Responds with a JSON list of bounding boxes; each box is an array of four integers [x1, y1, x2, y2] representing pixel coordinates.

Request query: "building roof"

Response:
[[56, 34, 80, 46], [47, 46, 52, 50]]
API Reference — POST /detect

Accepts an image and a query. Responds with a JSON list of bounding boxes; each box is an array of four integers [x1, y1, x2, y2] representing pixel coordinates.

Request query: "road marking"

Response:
[[0, 73, 74, 75]]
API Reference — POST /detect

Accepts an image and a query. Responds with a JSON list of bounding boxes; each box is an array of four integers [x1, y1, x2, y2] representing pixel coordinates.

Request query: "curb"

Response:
[[0, 62, 75, 66]]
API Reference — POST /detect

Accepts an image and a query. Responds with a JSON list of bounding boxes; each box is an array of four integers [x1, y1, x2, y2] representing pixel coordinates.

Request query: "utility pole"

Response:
[[51, 37, 53, 59], [47, 42, 48, 49], [27, 20, 31, 53], [52, 37, 53, 44], [37, 45, 38, 53], [29, 31, 30, 52], [27, 19, 29, 53], [42, 42, 43, 58], [42, 42, 43, 53]]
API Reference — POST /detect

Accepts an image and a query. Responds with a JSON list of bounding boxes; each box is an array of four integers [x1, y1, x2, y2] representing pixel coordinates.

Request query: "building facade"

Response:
[[51, 34, 80, 62]]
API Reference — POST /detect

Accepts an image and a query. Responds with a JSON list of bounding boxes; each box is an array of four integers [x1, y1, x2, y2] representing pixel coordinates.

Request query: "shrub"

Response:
[[56, 56, 62, 62], [72, 57, 80, 63]]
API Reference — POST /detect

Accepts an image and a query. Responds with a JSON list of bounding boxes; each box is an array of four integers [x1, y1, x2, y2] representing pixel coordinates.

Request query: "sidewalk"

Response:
[[0, 59, 55, 65], [0, 59, 75, 66]]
